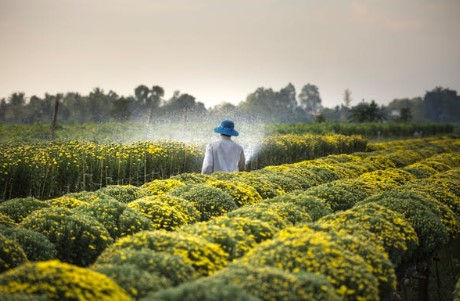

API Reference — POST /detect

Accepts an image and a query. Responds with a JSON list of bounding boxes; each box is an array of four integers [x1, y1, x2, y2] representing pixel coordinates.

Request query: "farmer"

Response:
[[201, 120, 246, 174]]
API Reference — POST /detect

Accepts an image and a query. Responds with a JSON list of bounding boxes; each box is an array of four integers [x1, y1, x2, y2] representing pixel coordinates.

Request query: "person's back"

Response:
[[201, 120, 245, 174]]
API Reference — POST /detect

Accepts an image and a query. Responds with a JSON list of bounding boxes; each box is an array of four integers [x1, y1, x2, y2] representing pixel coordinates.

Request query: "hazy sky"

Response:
[[1, 0, 459, 108]]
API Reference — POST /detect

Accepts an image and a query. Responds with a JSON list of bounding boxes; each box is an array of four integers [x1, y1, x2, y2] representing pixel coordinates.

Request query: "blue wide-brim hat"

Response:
[[214, 120, 239, 136]]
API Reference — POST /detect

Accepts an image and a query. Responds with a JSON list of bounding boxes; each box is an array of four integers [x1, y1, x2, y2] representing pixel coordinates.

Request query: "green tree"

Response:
[[298, 84, 321, 118], [423, 87, 459, 122], [348, 100, 387, 123], [148, 86, 164, 124]]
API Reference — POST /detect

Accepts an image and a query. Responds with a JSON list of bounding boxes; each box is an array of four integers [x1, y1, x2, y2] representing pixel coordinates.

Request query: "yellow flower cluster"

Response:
[[0, 260, 132, 301]]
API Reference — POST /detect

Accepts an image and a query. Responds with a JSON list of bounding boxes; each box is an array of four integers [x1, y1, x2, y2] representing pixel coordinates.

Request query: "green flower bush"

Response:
[[0, 213, 16, 227], [103, 230, 228, 276], [266, 192, 332, 221], [133, 195, 200, 224], [127, 199, 190, 231], [303, 180, 370, 212], [170, 172, 210, 184], [93, 264, 171, 299], [280, 224, 397, 299], [319, 203, 419, 266], [0, 292, 48, 301], [357, 168, 416, 191], [208, 216, 278, 243], [0, 225, 57, 261], [384, 150, 424, 167], [74, 198, 153, 239], [258, 168, 314, 189], [405, 179, 460, 217], [252, 169, 305, 192], [169, 184, 238, 221], [211, 171, 285, 199], [0, 197, 49, 223], [44, 196, 88, 209], [242, 228, 380, 301], [420, 158, 452, 172], [429, 176, 460, 198], [94, 248, 198, 286], [360, 154, 396, 170], [65, 190, 115, 203], [0, 233, 27, 273], [20, 207, 113, 266], [208, 263, 341, 301], [140, 278, 261, 301], [293, 162, 341, 184], [96, 184, 152, 203], [403, 162, 438, 178], [141, 179, 186, 195], [227, 205, 290, 229], [204, 179, 263, 207], [263, 165, 320, 189], [361, 190, 451, 258], [0, 260, 131, 301], [180, 222, 256, 259], [429, 153, 460, 168]]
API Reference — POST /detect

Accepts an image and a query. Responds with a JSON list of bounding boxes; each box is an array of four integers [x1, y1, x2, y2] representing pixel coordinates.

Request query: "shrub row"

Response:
[[0, 136, 459, 300]]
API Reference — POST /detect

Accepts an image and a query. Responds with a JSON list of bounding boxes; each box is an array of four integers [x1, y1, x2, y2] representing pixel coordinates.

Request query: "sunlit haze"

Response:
[[1, 0, 459, 108]]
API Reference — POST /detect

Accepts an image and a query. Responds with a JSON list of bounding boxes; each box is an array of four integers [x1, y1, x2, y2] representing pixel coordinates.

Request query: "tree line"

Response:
[[1, 84, 459, 124]]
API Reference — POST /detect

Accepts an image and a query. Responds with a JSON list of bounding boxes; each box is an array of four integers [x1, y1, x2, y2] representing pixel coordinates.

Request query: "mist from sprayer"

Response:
[[108, 116, 266, 164]]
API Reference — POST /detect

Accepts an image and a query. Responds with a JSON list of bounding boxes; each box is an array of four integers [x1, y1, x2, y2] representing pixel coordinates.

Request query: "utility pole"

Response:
[[50, 94, 61, 140]]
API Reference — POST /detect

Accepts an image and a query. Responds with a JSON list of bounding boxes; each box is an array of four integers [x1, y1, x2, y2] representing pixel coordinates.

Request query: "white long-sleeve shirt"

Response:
[[201, 135, 245, 174]]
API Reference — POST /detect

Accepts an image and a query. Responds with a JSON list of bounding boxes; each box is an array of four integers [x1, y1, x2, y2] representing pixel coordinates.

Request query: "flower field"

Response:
[[0, 135, 460, 300], [0, 133, 367, 201]]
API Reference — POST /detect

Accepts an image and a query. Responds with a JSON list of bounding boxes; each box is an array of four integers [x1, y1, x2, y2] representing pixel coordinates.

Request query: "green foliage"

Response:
[[93, 263, 171, 300], [227, 205, 290, 229], [96, 184, 152, 203], [20, 207, 113, 266], [284, 224, 397, 299], [403, 162, 438, 178], [303, 180, 369, 211], [252, 169, 305, 192], [242, 228, 380, 301], [0, 197, 49, 223], [267, 192, 332, 221], [64, 190, 116, 202], [44, 196, 88, 209], [180, 222, 256, 260], [140, 278, 261, 301], [104, 230, 229, 276], [0, 233, 27, 273], [0, 260, 132, 301], [266, 122, 454, 138], [170, 172, 210, 184], [211, 171, 284, 199], [361, 190, 451, 258], [0, 292, 49, 301], [74, 198, 153, 239], [208, 216, 278, 244], [94, 248, 198, 286], [133, 195, 200, 224], [0, 140, 202, 201], [0, 213, 15, 227], [208, 263, 341, 301], [141, 179, 186, 195], [204, 179, 263, 207], [405, 179, 460, 218], [0, 225, 57, 261], [319, 203, 419, 266], [169, 184, 237, 221], [127, 199, 190, 231]]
